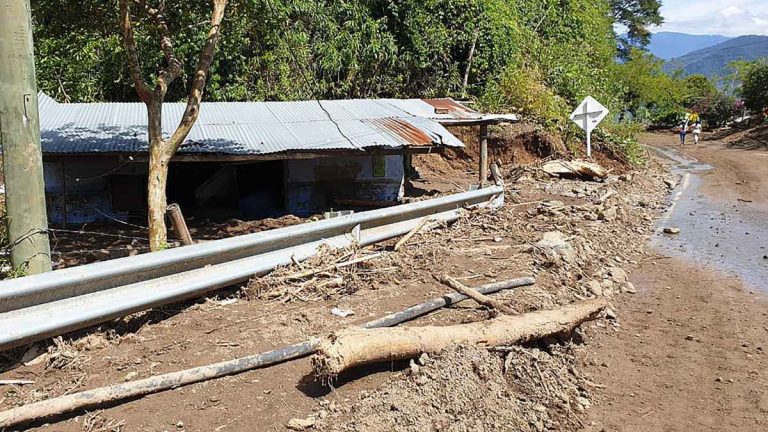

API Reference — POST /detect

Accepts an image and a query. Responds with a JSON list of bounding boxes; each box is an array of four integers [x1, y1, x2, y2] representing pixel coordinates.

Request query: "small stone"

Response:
[[318, 410, 328, 419], [417, 353, 431, 366], [646, 309, 654, 314], [576, 396, 591, 407], [619, 282, 637, 294], [598, 207, 617, 221], [715, 377, 723, 382], [604, 308, 617, 320], [608, 267, 628, 283], [409, 359, 420, 375], [663, 227, 680, 234], [124, 371, 138, 381], [286, 418, 316, 431], [586, 280, 603, 297], [685, 334, 694, 341], [176, 421, 184, 428]]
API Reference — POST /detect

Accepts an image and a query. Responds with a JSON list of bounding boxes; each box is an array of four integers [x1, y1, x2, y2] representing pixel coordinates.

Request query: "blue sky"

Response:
[[652, 0, 768, 36]]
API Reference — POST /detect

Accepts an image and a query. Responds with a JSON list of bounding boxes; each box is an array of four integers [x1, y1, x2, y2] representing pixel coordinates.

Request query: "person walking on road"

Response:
[[692, 120, 702, 145], [678, 119, 689, 146]]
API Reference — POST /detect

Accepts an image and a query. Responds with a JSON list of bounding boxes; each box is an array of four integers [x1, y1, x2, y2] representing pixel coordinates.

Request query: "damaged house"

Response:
[[37, 94, 514, 225]]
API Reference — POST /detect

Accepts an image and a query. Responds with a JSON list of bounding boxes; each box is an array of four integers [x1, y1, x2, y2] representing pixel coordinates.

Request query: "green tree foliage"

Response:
[[611, 0, 663, 56], [615, 48, 685, 125], [683, 74, 717, 107], [737, 60, 768, 113], [30, 0, 671, 163]]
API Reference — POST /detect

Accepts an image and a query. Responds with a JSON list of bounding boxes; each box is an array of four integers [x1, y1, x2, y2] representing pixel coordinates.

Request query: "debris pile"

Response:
[[313, 345, 589, 432], [245, 245, 398, 303]]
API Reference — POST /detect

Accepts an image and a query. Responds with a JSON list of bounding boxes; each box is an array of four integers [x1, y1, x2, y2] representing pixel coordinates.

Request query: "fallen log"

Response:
[[440, 274, 517, 315], [0, 277, 535, 429], [312, 299, 607, 377]]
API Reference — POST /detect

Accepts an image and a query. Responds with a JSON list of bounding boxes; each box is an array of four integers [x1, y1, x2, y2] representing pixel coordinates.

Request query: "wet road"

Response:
[[651, 143, 768, 290]]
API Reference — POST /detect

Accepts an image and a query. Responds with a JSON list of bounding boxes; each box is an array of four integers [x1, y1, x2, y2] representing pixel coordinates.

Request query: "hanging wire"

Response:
[[92, 207, 149, 230], [62, 153, 142, 183], [262, 0, 361, 151]]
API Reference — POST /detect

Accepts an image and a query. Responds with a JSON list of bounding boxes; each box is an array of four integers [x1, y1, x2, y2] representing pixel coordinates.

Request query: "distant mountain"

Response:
[[647, 32, 731, 59], [664, 35, 768, 78]]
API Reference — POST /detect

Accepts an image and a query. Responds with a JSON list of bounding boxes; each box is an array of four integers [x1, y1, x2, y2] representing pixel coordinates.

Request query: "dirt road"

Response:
[[585, 133, 768, 431]]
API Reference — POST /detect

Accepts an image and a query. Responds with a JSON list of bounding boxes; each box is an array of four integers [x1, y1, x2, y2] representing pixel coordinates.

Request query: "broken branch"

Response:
[[393, 216, 432, 251], [440, 274, 517, 315]]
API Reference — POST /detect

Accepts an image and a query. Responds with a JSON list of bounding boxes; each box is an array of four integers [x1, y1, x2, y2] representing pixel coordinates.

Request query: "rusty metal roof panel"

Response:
[[382, 98, 483, 121], [37, 93, 465, 155]]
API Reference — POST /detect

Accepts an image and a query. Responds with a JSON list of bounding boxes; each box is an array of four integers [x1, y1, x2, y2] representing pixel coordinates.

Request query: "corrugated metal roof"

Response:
[[37, 94, 466, 155]]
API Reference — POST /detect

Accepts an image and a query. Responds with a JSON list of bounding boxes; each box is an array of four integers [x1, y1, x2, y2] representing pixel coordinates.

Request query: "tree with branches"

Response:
[[118, 0, 227, 250]]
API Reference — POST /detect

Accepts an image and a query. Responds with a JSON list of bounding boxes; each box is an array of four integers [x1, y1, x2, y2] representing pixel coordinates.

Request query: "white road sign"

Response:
[[569, 96, 608, 157]]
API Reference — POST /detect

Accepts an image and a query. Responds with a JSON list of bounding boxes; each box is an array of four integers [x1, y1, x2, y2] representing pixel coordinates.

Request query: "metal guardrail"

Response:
[[0, 185, 503, 314], [0, 186, 504, 351]]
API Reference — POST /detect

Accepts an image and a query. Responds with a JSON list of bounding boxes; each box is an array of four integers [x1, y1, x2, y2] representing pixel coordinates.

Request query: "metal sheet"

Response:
[[37, 94, 466, 155]]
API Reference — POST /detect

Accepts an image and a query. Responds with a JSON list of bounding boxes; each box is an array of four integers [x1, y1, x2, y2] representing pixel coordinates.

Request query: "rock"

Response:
[[685, 334, 694, 341], [663, 227, 680, 234], [535, 231, 576, 262], [715, 377, 723, 383], [124, 371, 138, 381], [598, 207, 617, 221], [175, 421, 184, 429], [604, 308, 617, 320], [409, 359, 420, 375], [286, 417, 316, 431], [576, 396, 591, 408], [619, 282, 637, 294], [608, 267, 628, 283], [619, 173, 632, 181], [586, 280, 603, 297], [317, 410, 328, 419], [417, 353, 431, 366]]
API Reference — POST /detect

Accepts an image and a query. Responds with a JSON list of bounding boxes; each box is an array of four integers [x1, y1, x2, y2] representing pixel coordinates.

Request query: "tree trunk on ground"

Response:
[[312, 299, 607, 377]]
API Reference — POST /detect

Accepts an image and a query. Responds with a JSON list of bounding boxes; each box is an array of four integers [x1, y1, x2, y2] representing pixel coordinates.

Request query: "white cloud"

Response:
[[652, 0, 768, 36]]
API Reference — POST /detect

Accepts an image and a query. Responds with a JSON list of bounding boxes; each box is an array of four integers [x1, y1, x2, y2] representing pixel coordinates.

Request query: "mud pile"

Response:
[[314, 345, 587, 432]]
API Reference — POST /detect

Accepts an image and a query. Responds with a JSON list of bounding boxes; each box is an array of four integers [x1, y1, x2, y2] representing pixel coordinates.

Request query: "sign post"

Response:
[[569, 96, 608, 158]]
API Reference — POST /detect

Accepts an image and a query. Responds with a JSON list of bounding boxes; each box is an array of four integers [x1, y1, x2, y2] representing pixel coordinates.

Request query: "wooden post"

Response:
[[479, 124, 488, 187], [166, 203, 193, 246], [0, 0, 52, 274]]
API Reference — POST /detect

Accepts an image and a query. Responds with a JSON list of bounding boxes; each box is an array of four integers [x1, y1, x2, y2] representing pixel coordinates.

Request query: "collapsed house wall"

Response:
[[285, 155, 404, 215]]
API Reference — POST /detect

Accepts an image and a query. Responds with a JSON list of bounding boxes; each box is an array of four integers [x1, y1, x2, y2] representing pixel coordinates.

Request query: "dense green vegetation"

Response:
[[33, 0, 668, 163], [736, 60, 768, 114]]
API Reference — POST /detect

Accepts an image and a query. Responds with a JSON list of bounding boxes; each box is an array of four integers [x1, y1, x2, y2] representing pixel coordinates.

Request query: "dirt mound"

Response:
[[726, 124, 768, 150], [314, 345, 587, 432]]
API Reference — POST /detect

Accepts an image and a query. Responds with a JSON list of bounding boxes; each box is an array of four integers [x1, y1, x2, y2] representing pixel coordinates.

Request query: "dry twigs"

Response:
[[246, 245, 393, 303]]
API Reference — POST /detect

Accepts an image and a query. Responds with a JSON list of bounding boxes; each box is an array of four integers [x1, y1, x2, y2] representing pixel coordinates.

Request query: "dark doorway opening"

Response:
[[166, 161, 284, 220]]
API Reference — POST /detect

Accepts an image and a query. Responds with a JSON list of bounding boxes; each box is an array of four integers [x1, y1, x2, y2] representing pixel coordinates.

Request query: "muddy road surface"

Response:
[[585, 133, 768, 431]]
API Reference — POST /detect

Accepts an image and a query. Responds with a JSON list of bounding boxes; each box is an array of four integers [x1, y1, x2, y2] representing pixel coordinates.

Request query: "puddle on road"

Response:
[[651, 146, 768, 291]]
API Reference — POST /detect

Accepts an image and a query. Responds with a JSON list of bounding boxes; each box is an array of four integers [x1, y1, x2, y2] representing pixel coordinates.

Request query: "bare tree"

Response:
[[119, 0, 227, 250]]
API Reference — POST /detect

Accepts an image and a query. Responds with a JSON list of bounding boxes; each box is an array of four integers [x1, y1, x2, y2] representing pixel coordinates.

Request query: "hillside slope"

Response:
[[664, 35, 768, 77]]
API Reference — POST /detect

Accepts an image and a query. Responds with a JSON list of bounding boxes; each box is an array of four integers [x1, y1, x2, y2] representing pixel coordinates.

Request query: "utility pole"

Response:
[[0, 0, 52, 274]]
